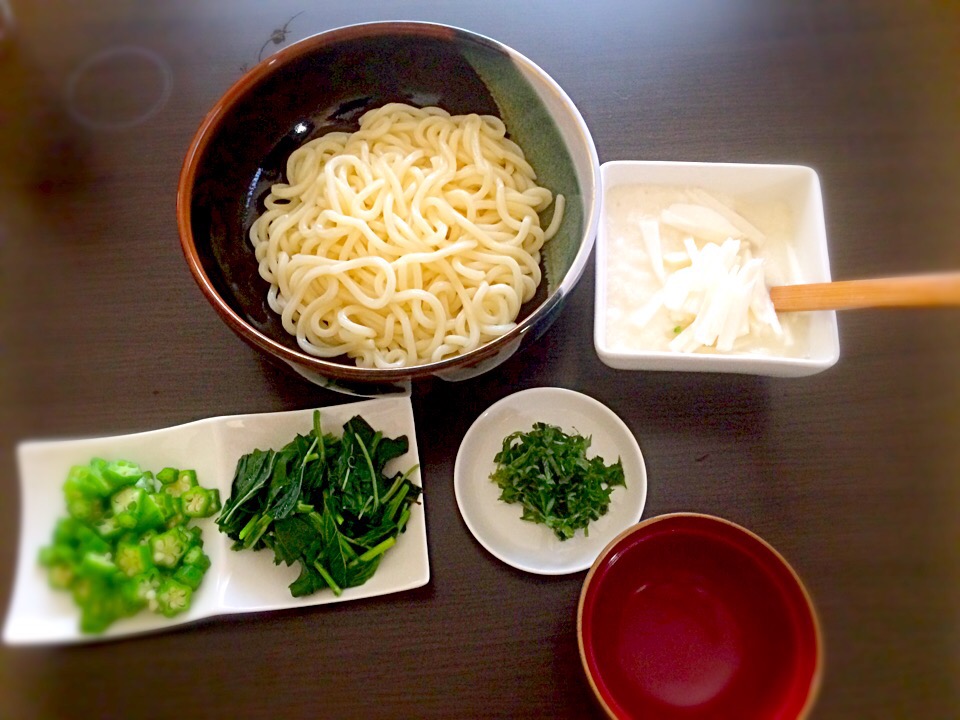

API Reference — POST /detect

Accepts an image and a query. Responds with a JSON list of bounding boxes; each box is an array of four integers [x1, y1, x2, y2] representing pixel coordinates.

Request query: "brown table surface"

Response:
[[2, 2, 958, 718]]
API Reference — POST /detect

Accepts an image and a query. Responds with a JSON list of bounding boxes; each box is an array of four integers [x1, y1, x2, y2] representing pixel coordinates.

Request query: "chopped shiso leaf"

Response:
[[37, 459, 217, 634], [490, 422, 626, 541], [216, 410, 421, 598]]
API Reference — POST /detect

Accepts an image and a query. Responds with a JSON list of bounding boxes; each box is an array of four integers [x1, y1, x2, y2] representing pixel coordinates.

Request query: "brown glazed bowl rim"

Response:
[[176, 20, 600, 384]]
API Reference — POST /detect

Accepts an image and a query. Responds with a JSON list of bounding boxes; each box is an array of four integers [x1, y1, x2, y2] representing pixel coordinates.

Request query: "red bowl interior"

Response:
[[578, 514, 821, 719]]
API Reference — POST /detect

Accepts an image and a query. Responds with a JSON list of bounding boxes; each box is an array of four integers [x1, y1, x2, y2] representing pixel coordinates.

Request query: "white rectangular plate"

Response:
[[3, 397, 429, 645]]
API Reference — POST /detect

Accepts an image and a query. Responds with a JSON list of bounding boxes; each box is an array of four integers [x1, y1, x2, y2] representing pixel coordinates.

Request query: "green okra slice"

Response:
[[155, 578, 192, 618], [149, 527, 192, 568], [156, 467, 179, 485], [114, 541, 154, 578], [181, 486, 221, 518], [110, 486, 149, 530], [102, 460, 144, 491], [163, 469, 198, 499]]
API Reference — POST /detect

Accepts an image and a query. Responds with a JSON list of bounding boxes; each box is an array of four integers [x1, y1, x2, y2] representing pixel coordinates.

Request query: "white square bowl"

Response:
[[594, 161, 840, 376]]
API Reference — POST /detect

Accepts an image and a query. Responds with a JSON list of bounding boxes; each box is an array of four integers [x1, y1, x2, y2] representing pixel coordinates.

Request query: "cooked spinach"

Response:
[[216, 411, 420, 597], [490, 422, 626, 541]]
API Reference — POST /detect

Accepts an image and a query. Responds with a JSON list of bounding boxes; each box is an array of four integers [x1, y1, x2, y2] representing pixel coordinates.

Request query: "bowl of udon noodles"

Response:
[[177, 21, 600, 395]]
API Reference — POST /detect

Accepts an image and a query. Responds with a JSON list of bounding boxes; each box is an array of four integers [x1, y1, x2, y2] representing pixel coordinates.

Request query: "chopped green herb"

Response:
[[673, 325, 683, 334], [216, 411, 421, 598], [490, 422, 626, 541]]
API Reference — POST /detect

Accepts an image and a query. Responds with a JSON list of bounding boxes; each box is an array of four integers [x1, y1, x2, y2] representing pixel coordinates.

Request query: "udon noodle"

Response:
[[250, 103, 564, 368]]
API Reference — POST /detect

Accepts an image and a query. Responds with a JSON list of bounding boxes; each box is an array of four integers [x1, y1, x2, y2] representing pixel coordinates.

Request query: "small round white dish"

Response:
[[454, 387, 647, 575]]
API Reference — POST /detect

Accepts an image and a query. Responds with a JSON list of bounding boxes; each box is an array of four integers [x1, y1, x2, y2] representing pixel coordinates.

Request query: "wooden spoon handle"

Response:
[[770, 272, 960, 312]]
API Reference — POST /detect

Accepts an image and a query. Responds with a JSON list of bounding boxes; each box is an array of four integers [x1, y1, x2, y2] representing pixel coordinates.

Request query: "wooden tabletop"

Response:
[[1, 2, 958, 718]]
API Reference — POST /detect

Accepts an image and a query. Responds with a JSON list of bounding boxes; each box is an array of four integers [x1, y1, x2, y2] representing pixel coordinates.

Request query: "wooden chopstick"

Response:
[[770, 272, 960, 312]]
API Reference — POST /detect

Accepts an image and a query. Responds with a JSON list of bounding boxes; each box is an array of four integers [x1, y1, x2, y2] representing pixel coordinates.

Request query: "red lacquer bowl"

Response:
[[577, 514, 822, 719]]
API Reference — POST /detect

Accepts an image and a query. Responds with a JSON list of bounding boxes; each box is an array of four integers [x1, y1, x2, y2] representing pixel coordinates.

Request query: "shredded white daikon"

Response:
[[661, 237, 782, 353], [687, 188, 768, 246], [660, 203, 743, 243], [612, 188, 795, 354], [638, 219, 666, 284]]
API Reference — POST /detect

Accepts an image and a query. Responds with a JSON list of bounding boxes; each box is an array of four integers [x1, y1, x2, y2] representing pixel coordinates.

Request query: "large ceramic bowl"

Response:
[[177, 21, 599, 394]]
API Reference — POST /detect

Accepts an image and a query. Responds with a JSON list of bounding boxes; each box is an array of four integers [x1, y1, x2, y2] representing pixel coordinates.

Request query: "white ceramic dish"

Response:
[[454, 387, 647, 575], [3, 397, 428, 645], [594, 160, 840, 376]]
